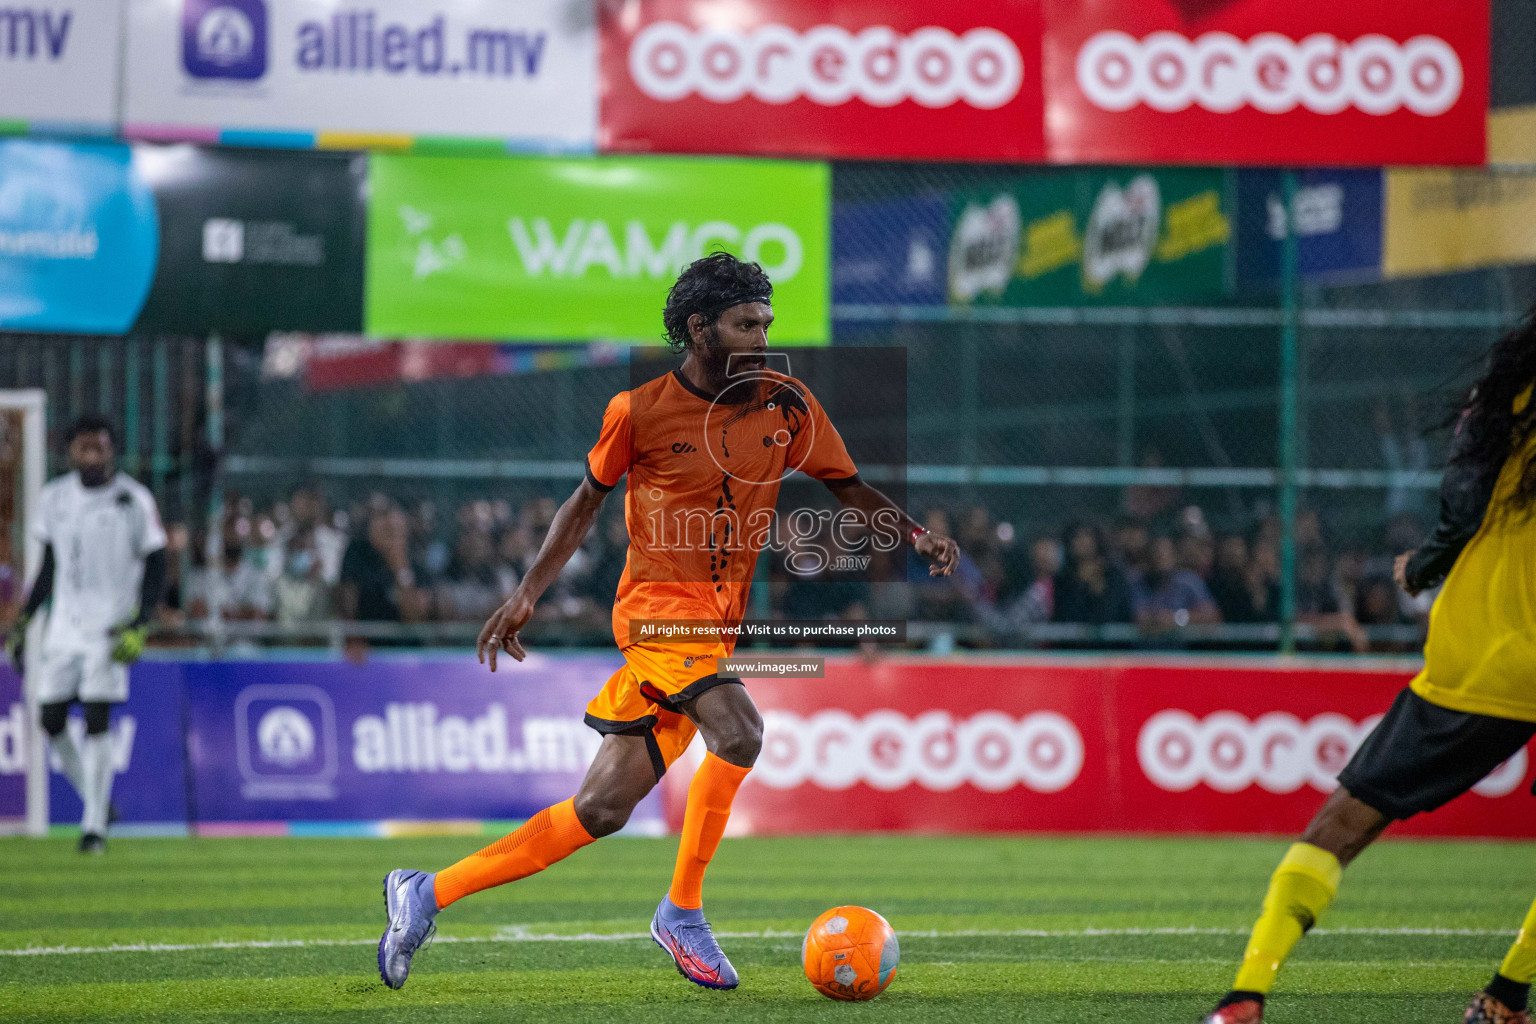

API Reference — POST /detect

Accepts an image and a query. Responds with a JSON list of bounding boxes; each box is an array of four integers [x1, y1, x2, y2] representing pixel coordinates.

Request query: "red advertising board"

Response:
[[664, 658, 1534, 838], [599, 0, 1046, 162], [1042, 0, 1489, 166]]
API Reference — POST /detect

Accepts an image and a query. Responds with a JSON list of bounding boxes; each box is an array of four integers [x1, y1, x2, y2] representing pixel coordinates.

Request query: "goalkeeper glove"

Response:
[[111, 624, 148, 665], [5, 614, 27, 673]]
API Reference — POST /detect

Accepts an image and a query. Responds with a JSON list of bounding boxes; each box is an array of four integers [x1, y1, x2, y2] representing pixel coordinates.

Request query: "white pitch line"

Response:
[[0, 926, 1513, 958]]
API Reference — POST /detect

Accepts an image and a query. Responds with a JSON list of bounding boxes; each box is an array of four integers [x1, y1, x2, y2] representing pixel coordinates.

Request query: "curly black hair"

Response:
[[1447, 307, 1536, 515], [662, 251, 773, 353]]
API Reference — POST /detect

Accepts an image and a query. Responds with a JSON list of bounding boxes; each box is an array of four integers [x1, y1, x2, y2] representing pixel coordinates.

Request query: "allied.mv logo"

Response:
[[182, 0, 268, 80], [256, 706, 315, 767]]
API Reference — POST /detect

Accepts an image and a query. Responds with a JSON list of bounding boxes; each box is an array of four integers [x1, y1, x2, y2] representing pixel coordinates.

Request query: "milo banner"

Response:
[[946, 167, 1232, 307], [134, 146, 366, 332], [366, 154, 830, 342]]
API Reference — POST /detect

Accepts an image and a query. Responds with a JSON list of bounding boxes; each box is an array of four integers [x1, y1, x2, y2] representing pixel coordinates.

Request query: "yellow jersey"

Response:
[[1412, 411, 1536, 723]]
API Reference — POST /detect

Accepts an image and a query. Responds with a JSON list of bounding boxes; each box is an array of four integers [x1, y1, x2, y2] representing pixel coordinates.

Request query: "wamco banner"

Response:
[[0, 0, 122, 134], [366, 154, 830, 342], [946, 167, 1231, 307], [133, 145, 366, 332], [123, 0, 596, 150]]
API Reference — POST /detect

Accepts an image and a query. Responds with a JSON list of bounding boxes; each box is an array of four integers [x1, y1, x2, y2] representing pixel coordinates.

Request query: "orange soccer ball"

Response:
[[802, 905, 900, 1001]]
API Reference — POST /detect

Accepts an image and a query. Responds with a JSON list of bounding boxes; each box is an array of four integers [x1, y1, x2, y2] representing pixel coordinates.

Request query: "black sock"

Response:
[[1487, 973, 1530, 1013], [1216, 990, 1266, 1010]]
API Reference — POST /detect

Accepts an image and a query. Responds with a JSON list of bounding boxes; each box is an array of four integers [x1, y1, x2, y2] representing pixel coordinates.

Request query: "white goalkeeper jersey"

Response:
[[33, 471, 167, 653]]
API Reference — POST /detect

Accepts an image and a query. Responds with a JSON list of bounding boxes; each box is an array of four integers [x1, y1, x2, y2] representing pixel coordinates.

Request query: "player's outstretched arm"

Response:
[[477, 478, 609, 671], [826, 479, 959, 577]]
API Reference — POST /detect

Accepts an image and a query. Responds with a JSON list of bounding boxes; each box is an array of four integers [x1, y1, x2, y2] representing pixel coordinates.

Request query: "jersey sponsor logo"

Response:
[[1137, 709, 1529, 797], [755, 708, 1084, 793], [628, 21, 1024, 110], [1075, 31, 1463, 117], [670, 441, 698, 454]]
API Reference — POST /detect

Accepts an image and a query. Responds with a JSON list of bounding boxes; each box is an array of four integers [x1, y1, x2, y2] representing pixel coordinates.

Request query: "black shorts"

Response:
[[1336, 687, 1536, 820]]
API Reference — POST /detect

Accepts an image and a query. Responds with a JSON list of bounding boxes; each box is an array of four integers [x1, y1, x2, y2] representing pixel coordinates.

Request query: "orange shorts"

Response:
[[584, 641, 737, 779]]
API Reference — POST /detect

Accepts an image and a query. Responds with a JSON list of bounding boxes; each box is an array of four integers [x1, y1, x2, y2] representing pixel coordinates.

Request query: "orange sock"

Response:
[[433, 797, 595, 910], [668, 752, 752, 910]]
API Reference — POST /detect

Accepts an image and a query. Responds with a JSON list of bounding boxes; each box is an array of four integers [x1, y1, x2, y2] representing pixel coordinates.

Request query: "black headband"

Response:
[[695, 290, 771, 324]]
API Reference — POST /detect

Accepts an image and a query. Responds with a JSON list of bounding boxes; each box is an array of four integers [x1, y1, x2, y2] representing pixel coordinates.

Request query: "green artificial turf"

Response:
[[1, 833, 1530, 1022]]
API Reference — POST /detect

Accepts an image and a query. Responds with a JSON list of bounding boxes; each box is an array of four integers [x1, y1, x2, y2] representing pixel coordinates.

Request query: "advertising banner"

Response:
[[1236, 169, 1382, 290], [133, 146, 366, 332], [179, 655, 663, 827], [833, 192, 948, 306], [366, 154, 830, 342], [1042, 0, 1488, 166], [600, 0, 1045, 162], [0, 668, 25, 826], [1382, 169, 1536, 279], [694, 658, 1535, 838], [1, 662, 188, 827], [123, 0, 596, 150], [0, 140, 160, 334], [946, 167, 1231, 307], [0, 0, 123, 134]]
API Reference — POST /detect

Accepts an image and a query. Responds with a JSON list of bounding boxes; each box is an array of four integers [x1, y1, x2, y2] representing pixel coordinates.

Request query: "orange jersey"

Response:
[[585, 367, 859, 648]]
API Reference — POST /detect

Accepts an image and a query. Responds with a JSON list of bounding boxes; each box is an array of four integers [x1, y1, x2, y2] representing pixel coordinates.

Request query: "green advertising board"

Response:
[[367, 154, 829, 343], [947, 168, 1232, 306]]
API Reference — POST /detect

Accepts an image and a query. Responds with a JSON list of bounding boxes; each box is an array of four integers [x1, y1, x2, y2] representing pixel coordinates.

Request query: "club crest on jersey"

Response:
[[671, 441, 698, 454]]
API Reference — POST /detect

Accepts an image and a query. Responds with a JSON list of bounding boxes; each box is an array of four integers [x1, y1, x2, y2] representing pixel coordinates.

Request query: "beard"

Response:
[[78, 464, 111, 488]]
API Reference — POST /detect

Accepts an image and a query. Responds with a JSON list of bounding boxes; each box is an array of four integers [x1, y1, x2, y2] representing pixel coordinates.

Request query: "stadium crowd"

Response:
[[153, 479, 1435, 653]]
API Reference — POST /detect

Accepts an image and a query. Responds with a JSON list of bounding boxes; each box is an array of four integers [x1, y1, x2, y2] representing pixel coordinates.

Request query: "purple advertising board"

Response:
[[0, 667, 25, 827], [6, 654, 656, 831], [182, 654, 645, 826]]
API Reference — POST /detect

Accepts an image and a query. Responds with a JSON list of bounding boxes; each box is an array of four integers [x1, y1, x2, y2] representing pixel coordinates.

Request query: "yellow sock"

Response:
[[1499, 897, 1536, 984], [1232, 843, 1343, 994]]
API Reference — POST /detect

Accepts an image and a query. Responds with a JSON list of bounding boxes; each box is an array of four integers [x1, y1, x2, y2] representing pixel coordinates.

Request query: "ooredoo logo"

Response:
[[755, 709, 1083, 793], [1138, 710, 1529, 797], [1076, 31, 1462, 116], [629, 22, 1024, 110]]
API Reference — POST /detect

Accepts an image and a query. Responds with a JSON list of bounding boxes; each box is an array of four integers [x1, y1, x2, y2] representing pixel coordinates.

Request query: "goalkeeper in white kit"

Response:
[[7, 416, 167, 853]]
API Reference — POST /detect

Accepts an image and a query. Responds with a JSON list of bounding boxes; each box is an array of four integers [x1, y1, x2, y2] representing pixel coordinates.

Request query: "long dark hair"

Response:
[[1449, 310, 1536, 513]]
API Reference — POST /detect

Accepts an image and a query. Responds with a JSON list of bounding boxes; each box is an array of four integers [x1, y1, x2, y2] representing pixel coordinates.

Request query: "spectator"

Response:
[[269, 484, 346, 586], [1132, 535, 1220, 632], [1295, 545, 1368, 652], [1122, 447, 1181, 522], [338, 501, 427, 623], [982, 535, 1061, 634], [433, 526, 507, 621], [1111, 516, 1150, 586], [187, 518, 273, 621], [271, 525, 331, 625], [1053, 523, 1134, 625]]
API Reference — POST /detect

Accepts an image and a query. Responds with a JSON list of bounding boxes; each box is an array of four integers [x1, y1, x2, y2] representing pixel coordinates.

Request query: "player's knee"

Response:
[[82, 702, 112, 736], [712, 710, 763, 768], [39, 701, 69, 737], [572, 791, 632, 839]]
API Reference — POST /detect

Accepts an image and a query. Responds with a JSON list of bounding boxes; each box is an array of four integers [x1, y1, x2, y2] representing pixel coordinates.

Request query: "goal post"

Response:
[[0, 390, 47, 836]]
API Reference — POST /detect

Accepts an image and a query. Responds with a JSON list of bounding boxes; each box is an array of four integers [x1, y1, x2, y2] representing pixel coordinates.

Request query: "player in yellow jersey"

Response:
[[376, 253, 958, 992], [1202, 319, 1536, 1024]]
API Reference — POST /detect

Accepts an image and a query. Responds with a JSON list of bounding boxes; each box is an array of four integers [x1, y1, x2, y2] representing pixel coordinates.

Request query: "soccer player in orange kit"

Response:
[[378, 252, 959, 991]]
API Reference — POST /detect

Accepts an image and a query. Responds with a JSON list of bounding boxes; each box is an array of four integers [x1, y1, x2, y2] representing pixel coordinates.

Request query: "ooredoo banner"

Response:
[[600, 0, 1046, 162], [0, 0, 123, 134], [1041, 0, 1488, 165], [686, 658, 1535, 839], [365, 153, 830, 342], [123, 0, 596, 150]]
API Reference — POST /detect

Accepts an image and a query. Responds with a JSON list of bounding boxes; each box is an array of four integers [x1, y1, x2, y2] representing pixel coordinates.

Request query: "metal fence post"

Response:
[[205, 336, 226, 657], [1278, 170, 1300, 655]]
